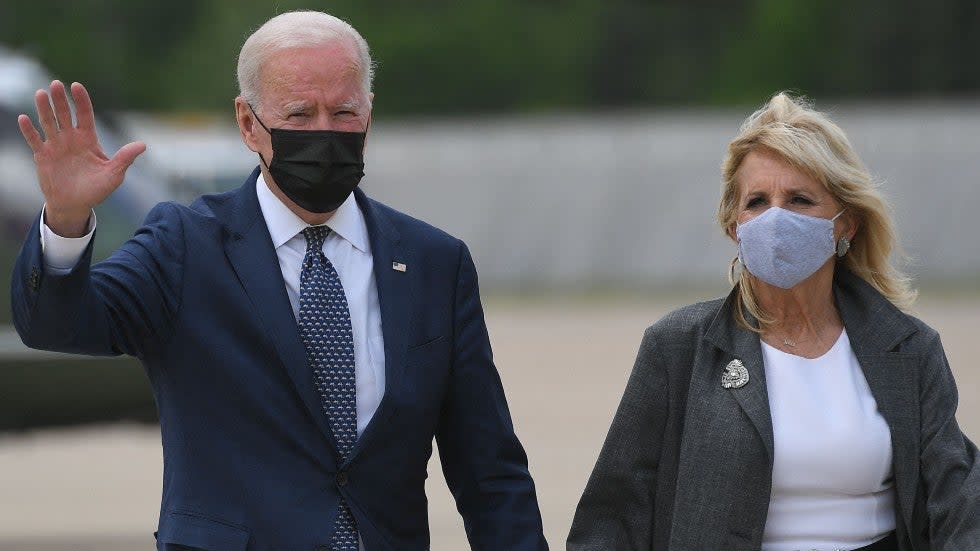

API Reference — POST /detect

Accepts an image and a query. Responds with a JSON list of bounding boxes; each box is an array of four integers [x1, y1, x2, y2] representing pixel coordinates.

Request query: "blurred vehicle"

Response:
[[0, 46, 172, 248], [116, 112, 259, 205]]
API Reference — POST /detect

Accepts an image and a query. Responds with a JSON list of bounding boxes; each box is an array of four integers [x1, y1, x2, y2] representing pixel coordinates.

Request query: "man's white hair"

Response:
[[237, 11, 375, 111]]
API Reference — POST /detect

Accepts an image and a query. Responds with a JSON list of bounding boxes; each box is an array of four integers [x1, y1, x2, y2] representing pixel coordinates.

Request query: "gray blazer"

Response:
[[568, 267, 980, 550]]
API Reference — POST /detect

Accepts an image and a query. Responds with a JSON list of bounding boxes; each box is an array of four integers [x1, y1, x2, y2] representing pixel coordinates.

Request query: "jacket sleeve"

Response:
[[434, 241, 548, 551], [919, 331, 980, 546], [567, 326, 668, 551], [11, 202, 185, 360]]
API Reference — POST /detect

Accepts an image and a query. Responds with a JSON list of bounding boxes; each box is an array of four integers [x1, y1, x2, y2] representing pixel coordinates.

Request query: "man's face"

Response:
[[236, 41, 372, 221]]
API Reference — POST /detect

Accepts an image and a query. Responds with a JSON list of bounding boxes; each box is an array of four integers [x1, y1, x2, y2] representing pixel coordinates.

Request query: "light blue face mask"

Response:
[[736, 206, 845, 289]]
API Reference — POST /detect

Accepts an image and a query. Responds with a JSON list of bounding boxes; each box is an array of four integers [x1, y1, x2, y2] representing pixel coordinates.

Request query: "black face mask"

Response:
[[250, 105, 366, 213]]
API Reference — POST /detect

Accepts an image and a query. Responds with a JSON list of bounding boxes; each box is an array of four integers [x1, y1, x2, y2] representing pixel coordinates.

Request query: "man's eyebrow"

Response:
[[338, 98, 360, 111], [279, 100, 312, 114]]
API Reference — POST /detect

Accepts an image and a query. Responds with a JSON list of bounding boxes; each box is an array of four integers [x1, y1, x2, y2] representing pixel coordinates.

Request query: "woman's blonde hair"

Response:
[[718, 92, 916, 330]]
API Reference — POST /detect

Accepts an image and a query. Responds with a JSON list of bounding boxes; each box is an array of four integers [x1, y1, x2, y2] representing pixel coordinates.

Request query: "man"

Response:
[[11, 10, 547, 551]]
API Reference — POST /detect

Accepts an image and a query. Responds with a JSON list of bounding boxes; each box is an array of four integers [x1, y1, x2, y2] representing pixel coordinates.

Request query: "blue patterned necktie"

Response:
[[298, 226, 359, 551]]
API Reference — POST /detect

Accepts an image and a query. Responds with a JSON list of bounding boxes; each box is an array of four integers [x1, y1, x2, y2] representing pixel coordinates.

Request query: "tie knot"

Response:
[[302, 226, 330, 252]]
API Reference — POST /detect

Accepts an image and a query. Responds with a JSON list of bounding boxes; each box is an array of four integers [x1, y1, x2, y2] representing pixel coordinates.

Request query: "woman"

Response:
[[567, 93, 980, 550]]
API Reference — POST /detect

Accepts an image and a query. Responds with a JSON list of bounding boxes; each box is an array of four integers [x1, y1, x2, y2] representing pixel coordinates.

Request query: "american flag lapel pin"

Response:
[[392, 261, 407, 272]]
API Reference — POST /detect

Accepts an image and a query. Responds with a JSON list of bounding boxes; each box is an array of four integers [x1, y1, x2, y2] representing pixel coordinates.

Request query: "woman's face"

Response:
[[730, 148, 849, 239]]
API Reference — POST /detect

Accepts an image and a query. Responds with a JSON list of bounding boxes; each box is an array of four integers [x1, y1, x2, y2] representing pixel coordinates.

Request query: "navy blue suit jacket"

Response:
[[11, 169, 548, 550]]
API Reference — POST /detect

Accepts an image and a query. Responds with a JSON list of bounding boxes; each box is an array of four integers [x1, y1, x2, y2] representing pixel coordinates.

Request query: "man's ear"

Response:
[[366, 92, 375, 130], [235, 97, 260, 153], [363, 93, 375, 151]]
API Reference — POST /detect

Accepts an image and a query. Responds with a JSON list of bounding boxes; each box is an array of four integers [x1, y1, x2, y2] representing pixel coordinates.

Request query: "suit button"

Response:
[[29, 267, 40, 291], [336, 471, 349, 487]]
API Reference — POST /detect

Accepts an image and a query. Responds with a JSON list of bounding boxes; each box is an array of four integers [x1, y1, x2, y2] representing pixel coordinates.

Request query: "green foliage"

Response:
[[2, 1, 979, 114]]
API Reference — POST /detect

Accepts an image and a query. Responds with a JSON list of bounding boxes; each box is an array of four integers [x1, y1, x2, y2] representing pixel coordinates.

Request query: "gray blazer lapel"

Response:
[[727, 333, 774, 463], [834, 267, 921, 530], [705, 292, 774, 463], [668, 292, 775, 549], [855, 351, 920, 530]]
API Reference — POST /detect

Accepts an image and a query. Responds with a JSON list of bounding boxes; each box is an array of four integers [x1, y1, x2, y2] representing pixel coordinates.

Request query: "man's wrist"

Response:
[[44, 205, 92, 238]]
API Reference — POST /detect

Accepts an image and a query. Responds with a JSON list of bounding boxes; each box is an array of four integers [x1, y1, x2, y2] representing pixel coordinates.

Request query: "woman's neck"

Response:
[[752, 263, 843, 356]]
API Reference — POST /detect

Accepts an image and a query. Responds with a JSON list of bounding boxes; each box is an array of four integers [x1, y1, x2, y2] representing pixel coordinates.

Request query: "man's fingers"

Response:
[[109, 141, 147, 176], [34, 89, 58, 139], [71, 82, 96, 132], [17, 114, 44, 153], [50, 80, 74, 131]]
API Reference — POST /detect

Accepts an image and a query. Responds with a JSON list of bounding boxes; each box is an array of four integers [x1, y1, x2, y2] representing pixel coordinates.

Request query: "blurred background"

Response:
[[1, 1, 978, 549]]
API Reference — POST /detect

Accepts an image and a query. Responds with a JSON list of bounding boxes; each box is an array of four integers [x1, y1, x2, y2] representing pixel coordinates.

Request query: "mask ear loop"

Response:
[[728, 222, 743, 284], [831, 209, 851, 257], [247, 103, 273, 169], [247, 103, 272, 134]]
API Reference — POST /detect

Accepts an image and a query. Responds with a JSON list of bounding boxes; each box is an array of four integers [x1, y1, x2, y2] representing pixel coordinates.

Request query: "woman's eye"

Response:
[[791, 195, 814, 205], [746, 197, 764, 208]]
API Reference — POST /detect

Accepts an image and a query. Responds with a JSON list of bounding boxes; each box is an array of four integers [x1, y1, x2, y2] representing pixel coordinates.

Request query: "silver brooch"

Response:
[[721, 359, 749, 389]]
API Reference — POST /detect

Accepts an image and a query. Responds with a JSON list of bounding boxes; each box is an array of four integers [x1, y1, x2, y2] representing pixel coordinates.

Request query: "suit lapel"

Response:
[[220, 171, 340, 465], [344, 190, 412, 463]]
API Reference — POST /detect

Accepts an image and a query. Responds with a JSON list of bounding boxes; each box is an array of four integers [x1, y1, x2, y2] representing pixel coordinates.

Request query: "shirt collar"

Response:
[[255, 172, 370, 253]]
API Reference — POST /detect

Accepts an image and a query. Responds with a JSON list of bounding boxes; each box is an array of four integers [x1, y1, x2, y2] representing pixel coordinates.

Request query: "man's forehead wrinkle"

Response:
[[269, 40, 362, 76], [256, 44, 367, 114]]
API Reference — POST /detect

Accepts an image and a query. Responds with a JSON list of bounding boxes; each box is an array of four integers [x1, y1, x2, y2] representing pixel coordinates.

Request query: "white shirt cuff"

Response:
[[39, 206, 97, 273]]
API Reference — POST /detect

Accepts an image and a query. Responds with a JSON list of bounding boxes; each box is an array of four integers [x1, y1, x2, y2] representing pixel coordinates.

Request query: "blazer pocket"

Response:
[[156, 511, 250, 550], [408, 334, 445, 351]]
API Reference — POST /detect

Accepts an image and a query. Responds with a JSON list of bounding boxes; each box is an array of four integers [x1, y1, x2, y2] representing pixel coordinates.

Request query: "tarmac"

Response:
[[1, 295, 978, 550]]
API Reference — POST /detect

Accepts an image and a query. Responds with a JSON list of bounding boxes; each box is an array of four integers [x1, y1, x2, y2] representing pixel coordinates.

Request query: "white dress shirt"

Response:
[[254, 174, 385, 437], [40, 175, 386, 437], [39, 206, 98, 273], [761, 329, 896, 551]]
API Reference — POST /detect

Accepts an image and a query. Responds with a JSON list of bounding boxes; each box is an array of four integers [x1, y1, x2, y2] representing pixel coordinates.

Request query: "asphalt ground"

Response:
[[1, 295, 978, 550]]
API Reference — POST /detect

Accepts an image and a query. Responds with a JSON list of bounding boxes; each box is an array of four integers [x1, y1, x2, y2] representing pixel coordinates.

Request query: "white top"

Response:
[[39, 175, 386, 437], [761, 330, 896, 551]]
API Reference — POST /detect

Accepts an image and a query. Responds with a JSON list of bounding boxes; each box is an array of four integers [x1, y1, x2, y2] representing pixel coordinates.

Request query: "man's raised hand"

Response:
[[17, 80, 146, 237]]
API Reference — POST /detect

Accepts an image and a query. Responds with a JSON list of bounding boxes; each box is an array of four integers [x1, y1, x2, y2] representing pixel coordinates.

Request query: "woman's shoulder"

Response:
[[644, 296, 728, 343], [894, 311, 942, 354], [628, 297, 730, 383]]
